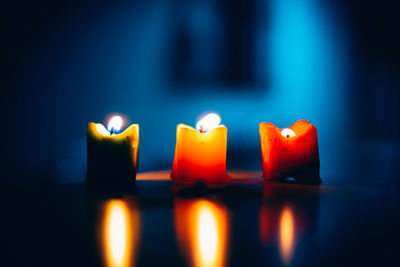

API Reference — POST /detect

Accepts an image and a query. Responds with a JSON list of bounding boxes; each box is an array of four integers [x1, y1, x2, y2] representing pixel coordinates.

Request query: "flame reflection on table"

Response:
[[100, 199, 140, 267], [259, 204, 296, 265], [279, 207, 295, 265], [174, 199, 229, 267], [259, 182, 321, 266]]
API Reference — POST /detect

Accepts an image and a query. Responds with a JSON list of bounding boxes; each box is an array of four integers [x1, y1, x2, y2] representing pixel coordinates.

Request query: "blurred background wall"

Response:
[[2, 0, 399, 185]]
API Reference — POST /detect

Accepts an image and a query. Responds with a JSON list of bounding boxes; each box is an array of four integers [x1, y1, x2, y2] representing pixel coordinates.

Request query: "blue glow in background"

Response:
[[3, 0, 399, 185]]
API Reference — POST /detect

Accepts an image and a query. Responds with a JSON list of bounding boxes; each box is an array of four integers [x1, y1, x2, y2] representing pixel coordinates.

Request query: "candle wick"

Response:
[[199, 126, 204, 133], [286, 135, 289, 138], [110, 127, 115, 135]]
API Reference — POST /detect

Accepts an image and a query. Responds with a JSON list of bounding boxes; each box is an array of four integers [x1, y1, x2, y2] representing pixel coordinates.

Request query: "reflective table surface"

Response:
[[1, 170, 399, 266]]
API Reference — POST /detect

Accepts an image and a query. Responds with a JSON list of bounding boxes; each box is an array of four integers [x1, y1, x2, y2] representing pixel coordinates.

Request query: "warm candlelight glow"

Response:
[[94, 115, 124, 136], [174, 199, 229, 267], [108, 115, 124, 134], [281, 128, 296, 138], [197, 204, 219, 266], [101, 199, 140, 267], [279, 207, 295, 265], [95, 124, 111, 136], [110, 203, 127, 265], [196, 113, 221, 133]]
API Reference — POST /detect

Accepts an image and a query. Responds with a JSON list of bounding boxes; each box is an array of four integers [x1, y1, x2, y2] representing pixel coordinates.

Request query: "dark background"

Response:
[[1, 1, 400, 266], [2, 0, 400, 186]]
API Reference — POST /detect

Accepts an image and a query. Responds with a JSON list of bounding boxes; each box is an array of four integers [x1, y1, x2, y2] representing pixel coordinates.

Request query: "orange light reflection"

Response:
[[100, 199, 140, 267], [259, 204, 272, 246], [279, 207, 295, 265], [175, 199, 229, 267]]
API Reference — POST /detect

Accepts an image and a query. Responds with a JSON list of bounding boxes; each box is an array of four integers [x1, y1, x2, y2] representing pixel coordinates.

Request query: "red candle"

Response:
[[259, 120, 321, 184], [171, 113, 229, 184]]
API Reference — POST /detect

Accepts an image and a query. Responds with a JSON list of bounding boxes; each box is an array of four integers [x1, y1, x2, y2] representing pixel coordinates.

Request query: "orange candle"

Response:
[[259, 120, 321, 184], [171, 113, 229, 184]]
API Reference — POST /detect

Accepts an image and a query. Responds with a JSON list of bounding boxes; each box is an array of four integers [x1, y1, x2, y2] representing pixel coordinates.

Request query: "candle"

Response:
[[171, 113, 229, 184], [259, 120, 321, 184], [87, 115, 139, 183]]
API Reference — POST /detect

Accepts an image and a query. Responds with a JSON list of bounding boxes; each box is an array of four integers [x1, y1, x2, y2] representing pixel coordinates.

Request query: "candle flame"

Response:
[[108, 116, 123, 134], [281, 128, 296, 138], [196, 113, 221, 133]]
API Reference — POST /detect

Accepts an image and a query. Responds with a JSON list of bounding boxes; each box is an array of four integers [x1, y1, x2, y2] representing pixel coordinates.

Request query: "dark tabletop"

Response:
[[1, 169, 400, 267]]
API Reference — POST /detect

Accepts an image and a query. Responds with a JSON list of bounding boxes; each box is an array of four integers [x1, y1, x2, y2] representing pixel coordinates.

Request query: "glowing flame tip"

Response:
[[196, 113, 221, 133], [281, 128, 296, 138], [107, 115, 123, 133]]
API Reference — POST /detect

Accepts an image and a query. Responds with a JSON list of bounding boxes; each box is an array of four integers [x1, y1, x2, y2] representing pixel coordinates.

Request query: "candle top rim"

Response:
[[90, 122, 139, 138], [178, 123, 227, 134], [259, 120, 316, 139]]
